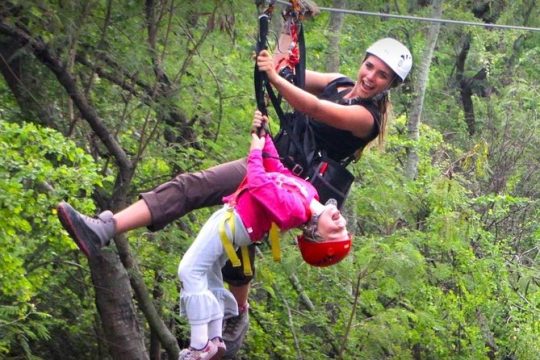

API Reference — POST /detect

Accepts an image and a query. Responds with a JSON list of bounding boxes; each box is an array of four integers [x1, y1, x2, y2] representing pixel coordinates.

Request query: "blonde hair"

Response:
[[354, 92, 392, 159], [374, 91, 391, 148]]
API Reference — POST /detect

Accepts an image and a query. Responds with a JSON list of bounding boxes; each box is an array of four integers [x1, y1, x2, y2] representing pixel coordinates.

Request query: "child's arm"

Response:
[[252, 110, 292, 175]]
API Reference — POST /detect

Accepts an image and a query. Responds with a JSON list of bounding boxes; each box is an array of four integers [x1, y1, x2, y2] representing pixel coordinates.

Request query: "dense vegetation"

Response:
[[0, 1, 538, 359]]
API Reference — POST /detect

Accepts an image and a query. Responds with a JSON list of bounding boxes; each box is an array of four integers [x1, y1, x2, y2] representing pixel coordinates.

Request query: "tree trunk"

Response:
[[91, 251, 149, 360], [0, 37, 58, 129], [404, 0, 443, 179], [0, 21, 153, 359], [455, 33, 476, 136], [325, 0, 347, 72], [150, 271, 165, 360], [0, 14, 183, 358]]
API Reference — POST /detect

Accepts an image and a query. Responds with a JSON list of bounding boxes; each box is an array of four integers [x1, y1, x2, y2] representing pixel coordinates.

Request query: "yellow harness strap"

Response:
[[269, 222, 281, 262], [219, 209, 253, 276], [219, 209, 282, 275], [219, 209, 241, 267], [240, 246, 252, 276]]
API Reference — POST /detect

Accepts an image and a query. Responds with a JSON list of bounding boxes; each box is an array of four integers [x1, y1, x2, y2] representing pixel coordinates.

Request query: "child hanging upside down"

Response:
[[177, 110, 352, 360]]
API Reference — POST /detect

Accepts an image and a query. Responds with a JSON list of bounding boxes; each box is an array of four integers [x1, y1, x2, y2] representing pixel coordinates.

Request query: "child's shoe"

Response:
[[211, 337, 226, 359], [178, 340, 218, 360]]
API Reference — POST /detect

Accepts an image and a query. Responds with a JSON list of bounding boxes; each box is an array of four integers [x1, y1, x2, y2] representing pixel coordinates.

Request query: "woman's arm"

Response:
[[258, 50, 374, 138], [304, 69, 343, 96]]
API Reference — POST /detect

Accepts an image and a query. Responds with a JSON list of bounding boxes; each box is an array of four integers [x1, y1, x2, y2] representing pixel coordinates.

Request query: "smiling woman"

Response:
[[257, 36, 412, 145]]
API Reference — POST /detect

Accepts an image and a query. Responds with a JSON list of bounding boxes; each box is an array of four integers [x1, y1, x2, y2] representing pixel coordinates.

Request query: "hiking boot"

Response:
[[57, 201, 115, 258], [178, 340, 218, 360], [211, 337, 226, 359], [222, 309, 249, 358]]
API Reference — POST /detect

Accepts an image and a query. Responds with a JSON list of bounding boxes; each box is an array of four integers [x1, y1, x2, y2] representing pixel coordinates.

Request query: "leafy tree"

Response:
[[0, 1, 538, 359], [0, 120, 104, 358]]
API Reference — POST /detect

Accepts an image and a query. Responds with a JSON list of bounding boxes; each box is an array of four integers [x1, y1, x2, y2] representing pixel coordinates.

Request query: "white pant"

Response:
[[178, 206, 251, 325]]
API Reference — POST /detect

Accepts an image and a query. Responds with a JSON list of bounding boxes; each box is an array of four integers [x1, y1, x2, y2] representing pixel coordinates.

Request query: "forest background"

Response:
[[0, 0, 538, 359]]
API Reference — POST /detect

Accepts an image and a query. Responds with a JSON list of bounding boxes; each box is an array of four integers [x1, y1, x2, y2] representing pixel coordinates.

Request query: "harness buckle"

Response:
[[291, 164, 304, 176]]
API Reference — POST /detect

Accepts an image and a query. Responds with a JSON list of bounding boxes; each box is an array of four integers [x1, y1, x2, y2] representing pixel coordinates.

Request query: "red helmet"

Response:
[[297, 234, 352, 267]]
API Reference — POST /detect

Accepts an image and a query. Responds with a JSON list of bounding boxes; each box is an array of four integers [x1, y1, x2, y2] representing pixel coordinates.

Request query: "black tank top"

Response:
[[310, 77, 381, 161]]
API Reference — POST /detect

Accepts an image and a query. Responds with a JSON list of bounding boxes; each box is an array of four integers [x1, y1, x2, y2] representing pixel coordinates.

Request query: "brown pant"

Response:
[[140, 158, 256, 285]]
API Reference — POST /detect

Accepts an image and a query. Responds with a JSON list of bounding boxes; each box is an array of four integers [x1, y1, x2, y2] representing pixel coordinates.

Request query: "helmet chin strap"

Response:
[[372, 89, 389, 102]]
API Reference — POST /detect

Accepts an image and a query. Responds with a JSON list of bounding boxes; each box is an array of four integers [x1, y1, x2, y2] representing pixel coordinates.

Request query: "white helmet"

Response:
[[366, 38, 412, 82]]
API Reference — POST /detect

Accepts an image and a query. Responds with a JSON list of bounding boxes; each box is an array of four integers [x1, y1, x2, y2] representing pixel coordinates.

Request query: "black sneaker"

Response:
[[57, 201, 115, 258]]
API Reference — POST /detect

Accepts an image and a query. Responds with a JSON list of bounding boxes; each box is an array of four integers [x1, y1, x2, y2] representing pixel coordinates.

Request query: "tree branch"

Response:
[[0, 21, 133, 181]]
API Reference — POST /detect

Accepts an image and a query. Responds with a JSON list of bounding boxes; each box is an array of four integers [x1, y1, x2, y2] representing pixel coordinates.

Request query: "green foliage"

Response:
[[0, 304, 51, 358], [239, 115, 538, 359], [0, 120, 103, 357], [0, 1, 539, 359]]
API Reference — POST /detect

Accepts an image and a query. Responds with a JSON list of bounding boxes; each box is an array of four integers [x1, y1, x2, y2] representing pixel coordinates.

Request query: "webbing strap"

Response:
[[219, 209, 241, 267], [269, 222, 281, 262], [254, 6, 306, 128], [240, 246, 253, 276], [219, 208, 254, 276], [255, 13, 271, 117]]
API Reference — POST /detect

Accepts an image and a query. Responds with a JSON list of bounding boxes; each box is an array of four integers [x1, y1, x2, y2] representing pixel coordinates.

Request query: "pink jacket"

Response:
[[223, 134, 318, 241]]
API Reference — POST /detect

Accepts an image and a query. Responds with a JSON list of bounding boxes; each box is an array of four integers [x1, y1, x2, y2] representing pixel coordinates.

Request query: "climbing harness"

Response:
[[218, 0, 307, 275], [221, 0, 354, 273], [254, 0, 356, 209], [219, 178, 282, 276], [219, 213, 281, 276]]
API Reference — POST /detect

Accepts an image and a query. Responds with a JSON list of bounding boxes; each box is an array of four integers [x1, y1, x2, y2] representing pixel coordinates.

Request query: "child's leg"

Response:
[[207, 209, 251, 337], [189, 323, 209, 350], [178, 208, 231, 346], [207, 259, 229, 341], [208, 318, 222, 340]]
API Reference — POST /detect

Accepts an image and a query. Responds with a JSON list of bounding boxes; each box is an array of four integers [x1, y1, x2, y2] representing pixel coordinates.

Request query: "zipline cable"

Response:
[[274, 0, 540, 33]]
